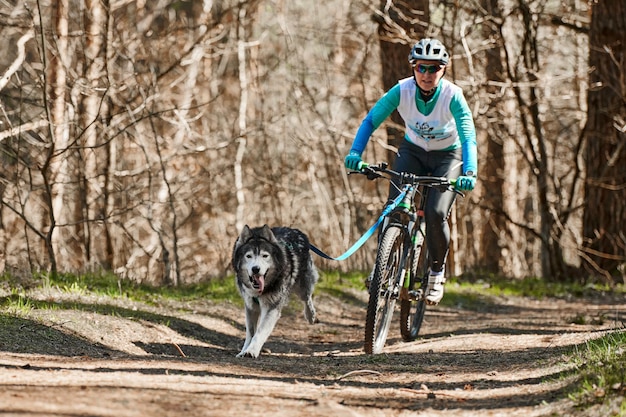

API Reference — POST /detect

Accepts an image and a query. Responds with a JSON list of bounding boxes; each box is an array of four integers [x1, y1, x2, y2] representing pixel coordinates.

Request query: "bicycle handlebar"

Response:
[[352, 161, 463, 196]]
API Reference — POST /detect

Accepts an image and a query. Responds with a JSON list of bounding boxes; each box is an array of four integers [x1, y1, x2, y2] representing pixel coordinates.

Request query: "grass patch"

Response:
[[568, 330, 626, 412], [3, 291, 34, 316], [11, 272, 243, 305], [316, 270, 367, 303], [4, 271, 621, 315], [47, 271, 124, 297], [318, 270, 367, 290], [455, 273, 624, 300], [439, 287, 493, 310]]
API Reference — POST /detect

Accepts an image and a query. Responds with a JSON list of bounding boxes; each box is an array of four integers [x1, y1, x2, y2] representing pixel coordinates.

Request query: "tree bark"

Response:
[[46, 0, 71, 274], [582, 2, 626, 281], [479, 0, 506, 273], [82, 0, 110, 268]]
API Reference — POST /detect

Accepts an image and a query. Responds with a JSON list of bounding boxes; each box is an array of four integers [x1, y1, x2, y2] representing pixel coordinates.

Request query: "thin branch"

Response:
[[336, 370, 381, 380], [0, 29, 34, 91]]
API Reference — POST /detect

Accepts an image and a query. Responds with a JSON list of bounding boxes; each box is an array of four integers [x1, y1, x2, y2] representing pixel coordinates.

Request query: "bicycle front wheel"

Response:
[[364, 225, 404, 354]]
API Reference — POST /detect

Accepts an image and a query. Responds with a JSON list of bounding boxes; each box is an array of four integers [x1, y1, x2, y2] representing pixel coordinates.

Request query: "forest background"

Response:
[[0, 0, 624, 287]]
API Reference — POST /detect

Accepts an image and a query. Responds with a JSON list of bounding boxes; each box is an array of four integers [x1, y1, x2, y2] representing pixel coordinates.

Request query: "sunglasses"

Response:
[[415, 64, 443, 74]]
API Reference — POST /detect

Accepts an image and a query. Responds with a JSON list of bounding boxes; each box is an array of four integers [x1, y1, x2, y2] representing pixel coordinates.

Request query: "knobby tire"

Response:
[[364, 225, 403, 354]]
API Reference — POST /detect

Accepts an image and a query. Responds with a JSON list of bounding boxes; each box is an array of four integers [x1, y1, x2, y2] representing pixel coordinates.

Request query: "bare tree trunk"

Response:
[[376, 0, 429, 161], [82, 0, 109, 269], [234, 5, 250, 233], [44, 0, 72, 274], [582, 1, 626, 282], [234, 1, 261, 233], [479, 0, 506, 273]]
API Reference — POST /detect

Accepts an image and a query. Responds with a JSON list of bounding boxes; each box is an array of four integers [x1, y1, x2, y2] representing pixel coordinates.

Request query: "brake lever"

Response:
[[347, 168, 380, 180], [366, 170, 381, 180], [452, 186, 465, 197], [430, 182, 464, 197]]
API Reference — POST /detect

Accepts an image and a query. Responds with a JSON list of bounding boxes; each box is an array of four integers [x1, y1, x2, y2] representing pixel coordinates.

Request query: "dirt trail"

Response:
[[0, 286, 623, 416]]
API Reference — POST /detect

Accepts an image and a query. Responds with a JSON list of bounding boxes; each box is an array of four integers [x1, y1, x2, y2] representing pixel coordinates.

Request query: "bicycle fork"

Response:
[[396, 243, 412, 302], [400, 215, 426, 302]]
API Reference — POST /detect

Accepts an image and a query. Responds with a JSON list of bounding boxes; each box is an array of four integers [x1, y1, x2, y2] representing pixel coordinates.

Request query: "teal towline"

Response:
[[309, 191, 406, 261]]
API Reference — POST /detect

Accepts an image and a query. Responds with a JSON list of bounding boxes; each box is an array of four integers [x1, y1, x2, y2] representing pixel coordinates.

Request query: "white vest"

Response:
[[396, 77, 460, 151]]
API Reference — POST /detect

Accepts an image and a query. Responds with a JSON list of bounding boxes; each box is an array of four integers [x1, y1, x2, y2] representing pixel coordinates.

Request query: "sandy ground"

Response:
[[0, 283, 623, 416]]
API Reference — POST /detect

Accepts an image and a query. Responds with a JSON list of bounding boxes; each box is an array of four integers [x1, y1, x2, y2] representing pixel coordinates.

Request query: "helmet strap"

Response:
[[413, 66, 447, 101], [419, 87, 436, 101]]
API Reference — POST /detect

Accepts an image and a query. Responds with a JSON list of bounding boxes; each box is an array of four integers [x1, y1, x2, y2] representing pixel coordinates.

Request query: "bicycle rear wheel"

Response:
[[400, 230, 428, 341], [364, 225, 404, 354]]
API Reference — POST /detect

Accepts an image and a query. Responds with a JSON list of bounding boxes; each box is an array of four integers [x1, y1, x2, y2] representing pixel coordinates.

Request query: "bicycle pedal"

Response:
[[408, 289, 423, 301]]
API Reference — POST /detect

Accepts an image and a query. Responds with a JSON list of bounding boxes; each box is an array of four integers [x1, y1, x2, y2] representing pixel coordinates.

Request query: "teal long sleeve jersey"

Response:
[[350, 77, 478, 175]]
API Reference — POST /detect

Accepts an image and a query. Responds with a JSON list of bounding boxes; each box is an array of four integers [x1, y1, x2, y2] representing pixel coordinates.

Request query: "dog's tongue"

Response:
[[252, 274, 265, 294]]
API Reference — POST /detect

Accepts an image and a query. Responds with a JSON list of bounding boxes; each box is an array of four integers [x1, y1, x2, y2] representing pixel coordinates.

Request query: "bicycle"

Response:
[[351, 162, 464, 354]]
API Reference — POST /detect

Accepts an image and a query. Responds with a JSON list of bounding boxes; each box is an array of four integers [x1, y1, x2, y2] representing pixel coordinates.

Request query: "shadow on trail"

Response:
[[337, 374, 580, 412], [0, 314, 116, 357], [419, 293, 625, 340], [0, 295, 242, 357], [0, 294, 363, 359], [17, 339, 581, 413], [418, 324, 602, 340]]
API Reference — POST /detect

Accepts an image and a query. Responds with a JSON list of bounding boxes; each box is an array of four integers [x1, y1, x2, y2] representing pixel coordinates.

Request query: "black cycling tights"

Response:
[[388, 140, 463, 273]]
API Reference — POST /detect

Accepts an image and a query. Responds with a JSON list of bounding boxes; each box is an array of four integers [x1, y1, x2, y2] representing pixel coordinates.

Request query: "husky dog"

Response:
[[231, 224, 319, 358]]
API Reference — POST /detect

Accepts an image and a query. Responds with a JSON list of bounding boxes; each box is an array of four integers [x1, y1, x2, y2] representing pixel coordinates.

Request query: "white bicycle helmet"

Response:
[[408, 38, 449, 65]]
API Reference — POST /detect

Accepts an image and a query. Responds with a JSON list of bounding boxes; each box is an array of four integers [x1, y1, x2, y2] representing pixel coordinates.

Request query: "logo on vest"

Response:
[[415, 122, 437, 141]]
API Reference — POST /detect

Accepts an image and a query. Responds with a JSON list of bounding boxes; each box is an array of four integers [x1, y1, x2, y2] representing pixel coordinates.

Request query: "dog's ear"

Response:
[[232, 225, 252, 270], [259, 224, 278, 243], [235, 225, 252, 248], [240, 224, 252, 242]]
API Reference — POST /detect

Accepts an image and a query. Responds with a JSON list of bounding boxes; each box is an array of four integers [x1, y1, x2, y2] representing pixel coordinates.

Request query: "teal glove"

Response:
[[344, 151, 363, 171], [456, 175, 476, 191]]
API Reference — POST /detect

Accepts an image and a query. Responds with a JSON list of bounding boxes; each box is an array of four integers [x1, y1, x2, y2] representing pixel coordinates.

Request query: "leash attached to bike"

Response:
[[308, 190, 406, 261]]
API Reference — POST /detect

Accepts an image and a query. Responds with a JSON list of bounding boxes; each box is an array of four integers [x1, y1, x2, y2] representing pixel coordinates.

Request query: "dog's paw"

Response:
[[236, 349, 260, 358], [304, 306, 317, 324]]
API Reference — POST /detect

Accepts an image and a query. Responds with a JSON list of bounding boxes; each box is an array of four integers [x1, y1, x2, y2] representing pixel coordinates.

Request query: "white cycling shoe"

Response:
[[425, 269, 446, 305]]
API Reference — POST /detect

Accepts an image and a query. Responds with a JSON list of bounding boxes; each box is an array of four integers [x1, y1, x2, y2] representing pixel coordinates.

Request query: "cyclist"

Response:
[[344, 38, 477, 305]]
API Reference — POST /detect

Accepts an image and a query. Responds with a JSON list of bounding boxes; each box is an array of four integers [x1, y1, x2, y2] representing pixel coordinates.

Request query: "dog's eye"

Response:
[[261, 253, 270, 259], [245, 254, 252, 259]]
